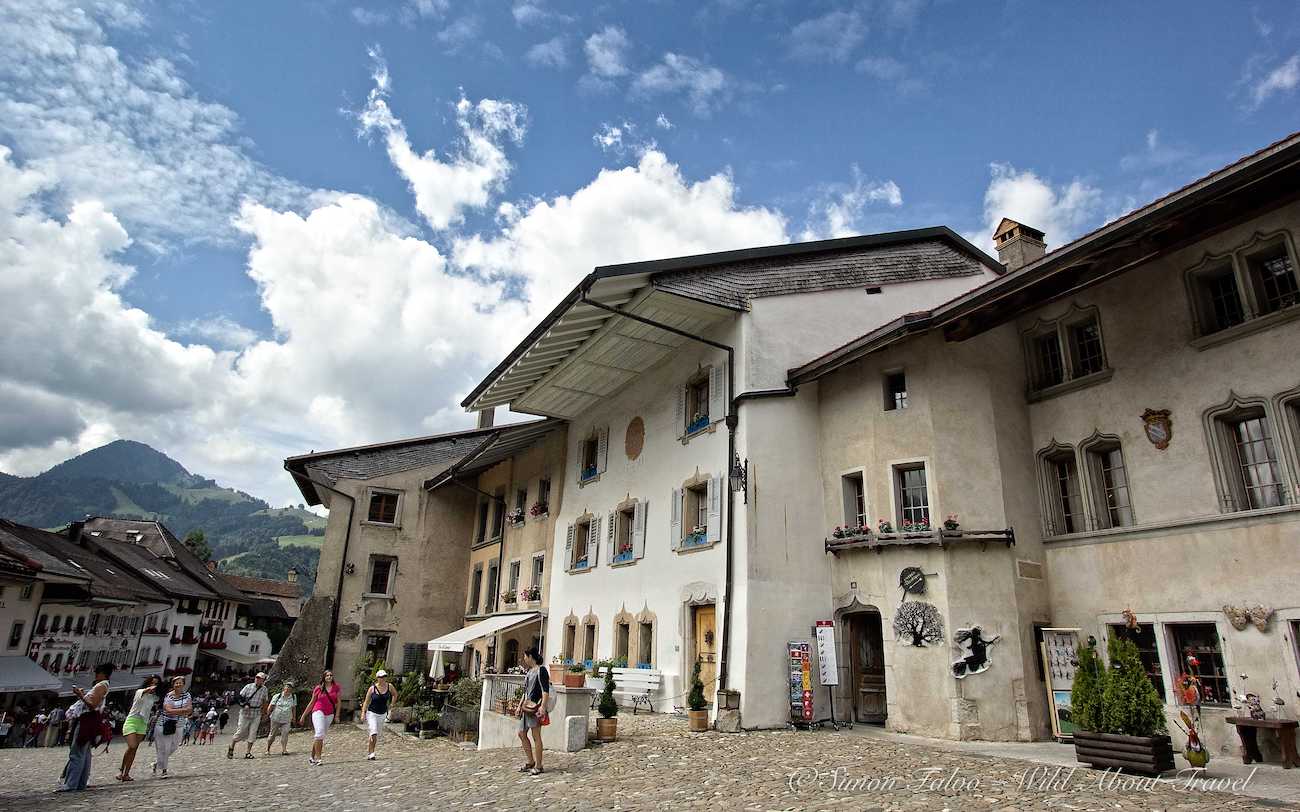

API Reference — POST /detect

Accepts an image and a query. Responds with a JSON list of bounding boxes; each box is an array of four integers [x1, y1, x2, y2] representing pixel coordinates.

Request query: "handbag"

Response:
[[162, 718, 177, 735]]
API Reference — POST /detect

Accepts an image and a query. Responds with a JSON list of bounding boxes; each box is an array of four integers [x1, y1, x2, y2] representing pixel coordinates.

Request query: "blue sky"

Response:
[[1, 0, 1298, 506]]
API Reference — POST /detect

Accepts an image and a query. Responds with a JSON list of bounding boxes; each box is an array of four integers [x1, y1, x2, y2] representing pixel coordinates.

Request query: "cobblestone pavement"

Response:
[[0, 715, 1283, 811]]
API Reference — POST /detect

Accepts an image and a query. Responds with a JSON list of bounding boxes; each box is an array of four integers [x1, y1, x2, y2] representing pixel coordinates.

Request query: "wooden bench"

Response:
[[587, 668, 663, 714], [1226, 716, 1300, 769]]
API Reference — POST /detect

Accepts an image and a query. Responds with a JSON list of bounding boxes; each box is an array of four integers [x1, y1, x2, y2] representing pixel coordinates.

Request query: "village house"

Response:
[[283, 421, 556, 699], [462, 228, 1004, 722]]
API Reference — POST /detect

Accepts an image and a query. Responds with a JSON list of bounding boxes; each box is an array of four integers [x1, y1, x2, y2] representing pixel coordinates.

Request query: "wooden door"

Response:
[[850, 612, 887, 723], [692, 604, 717, 704]]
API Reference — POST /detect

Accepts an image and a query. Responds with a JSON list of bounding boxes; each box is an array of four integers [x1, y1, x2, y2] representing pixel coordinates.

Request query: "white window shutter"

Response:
[[669, 488, 682, 550], [590, 515, 602, 567], [597, 426, 609, 473], [709, 362, 726, 421], [632, 499, 647, 560], [676, 384, 686, 432], [707, 476, 722, 544], [564, 523, 575, 571], [607, 510, 617, 564]]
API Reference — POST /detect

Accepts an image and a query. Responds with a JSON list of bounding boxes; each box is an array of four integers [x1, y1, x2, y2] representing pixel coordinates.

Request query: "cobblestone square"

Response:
[[0, 715, 1283, 811]]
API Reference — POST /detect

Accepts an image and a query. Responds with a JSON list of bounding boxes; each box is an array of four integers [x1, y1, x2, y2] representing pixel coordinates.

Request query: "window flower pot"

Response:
[[595, 717, 618, 742], [686, 415, 709, 435], [682, 530, 708, 549], [1072, 731, 1174, 776], [688, 709, 709, 732]]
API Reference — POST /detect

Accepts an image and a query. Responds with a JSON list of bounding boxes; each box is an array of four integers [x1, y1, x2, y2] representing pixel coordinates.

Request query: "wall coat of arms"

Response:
[[1141, 408, 1173, 450]]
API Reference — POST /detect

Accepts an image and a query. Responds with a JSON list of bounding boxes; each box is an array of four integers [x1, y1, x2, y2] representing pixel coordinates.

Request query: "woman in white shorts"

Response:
[[297, 670, 340, 766], [359, 669, 394, 761]]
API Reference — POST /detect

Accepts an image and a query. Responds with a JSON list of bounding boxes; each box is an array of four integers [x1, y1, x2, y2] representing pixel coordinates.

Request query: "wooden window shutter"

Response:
[[707, 476, 722, 544], [669, 488, 682, 550], [590, 515, 602, 567], [607, 510, 617, 565], [676, 383, 686, 431], [597, 426, 609, 473], [564, 523, 575, 571], [709, 362, 726, 422], [632, 499, 647, 560]]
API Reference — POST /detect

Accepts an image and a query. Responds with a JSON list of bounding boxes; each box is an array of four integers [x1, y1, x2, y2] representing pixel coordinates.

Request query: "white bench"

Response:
[[588, 668, 663, 714]]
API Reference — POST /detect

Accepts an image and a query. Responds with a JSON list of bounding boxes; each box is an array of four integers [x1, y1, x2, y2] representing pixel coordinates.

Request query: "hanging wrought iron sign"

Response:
[[899, 566, 927, 595]]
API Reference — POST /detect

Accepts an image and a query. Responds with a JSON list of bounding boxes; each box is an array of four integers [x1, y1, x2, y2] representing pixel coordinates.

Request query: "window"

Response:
[[490, 494, 506, 540], [507, 560, 520, 592], [473, 499, 490, 543], [74, 616, 85, 635], [638, 621, 654, 668], [364, 632, 391, 665], [685, 483, 708, 544], [19, 583, 33, 600], [537, 478, 551, 510], [8, 621, 23, 649], [1085, 441, 1134, 529], [366, 490, 400, 525], [531, 554, 544, 588], [402, 642, 428, 674], [51, 615, 61, 635], [468, 565, 483, 614], [515, 488, 527, 513], [1208, 401, 1287, 512], [1244, 242, 1300, 315], [580, 433, 600, 481], [35, 614, 47, 635], [612, 505, 636, 563], [563, 622, 576, 662], [368, 556, 395, 595], [504, 638, 519, 669], [615, 622, 630, 663], [1191, 264, 1245, 334], [1109, 623, 1165, 699], [841, 472, 866, 528], [883, 371, 908, 411], [485, 561, 499, 611], [1022, 306, 1109, 397], [685, 374, 710, 433], [1168, 623, 1229, 705], [1040, 447, 1083, 534], [569, 518, 592, 570], [582, 621, 597, 665], [894, 464, 930, 529]]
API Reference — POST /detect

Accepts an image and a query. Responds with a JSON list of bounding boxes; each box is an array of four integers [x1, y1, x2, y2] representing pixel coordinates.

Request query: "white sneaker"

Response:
[[366, 753, 376, 761], [308, 758, 319, 766]]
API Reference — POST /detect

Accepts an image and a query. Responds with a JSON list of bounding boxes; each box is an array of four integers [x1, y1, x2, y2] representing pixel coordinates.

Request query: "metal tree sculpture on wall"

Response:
[[893, 602, 944, 647], [951, 626, 1001, 678]]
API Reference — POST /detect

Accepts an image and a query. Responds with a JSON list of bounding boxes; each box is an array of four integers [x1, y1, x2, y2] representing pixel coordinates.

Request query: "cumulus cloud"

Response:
[[593, 123, 626, 153], [856, 55, 926, 94], [655, 113, 674, 130], [526, 36, 567, 68], [174, 316, 260, 350], [0, 0, 308, 247], [800, 166, 903, 241], [585, 25, 631, 79], [633, 53, 729, 116], [1250, 53, 1300, 108], [975, 163, 1102, 252], [1118, 128, 1194, 172], [787, 9, 867, 63], [355, 50, 527, 231], [351, 7, 390, 26]]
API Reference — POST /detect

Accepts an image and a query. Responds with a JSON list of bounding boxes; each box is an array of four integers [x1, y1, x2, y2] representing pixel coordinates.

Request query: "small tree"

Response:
[[182, 529, 211, 561], [598, 667, 619, 719], [1100, 635, 1167, 736], [1071, 642, 1105, 732], [687, 660, 707, 712]]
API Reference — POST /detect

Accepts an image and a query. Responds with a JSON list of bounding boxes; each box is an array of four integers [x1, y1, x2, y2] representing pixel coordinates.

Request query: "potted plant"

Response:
[[877, 519, 894, 534], [1071, 636, 1173, 775], [529, 501, 548, 518], [507, 507, 525, 526], [500, 588, 517, 605], [564, 663, 586, 688], [943, 514, 960, 532], [523, 584, 542, 602], [596, 667, 619, 741], [687, 660, 709, 732]]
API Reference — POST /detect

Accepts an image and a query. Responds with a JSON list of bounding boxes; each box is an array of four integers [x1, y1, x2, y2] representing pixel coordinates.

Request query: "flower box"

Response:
[[580, 466, 598, 483], [1073, 731, 1174, 776], [499, 589, 517, 604], [521, 586, 542, 602], [507, 508, 526, 527], [686, 414, 709, 435], [611, 544, 635, 564], [830, 524, 872, 540], [681, 529, 709, 549], [529, 502, 548, 518]]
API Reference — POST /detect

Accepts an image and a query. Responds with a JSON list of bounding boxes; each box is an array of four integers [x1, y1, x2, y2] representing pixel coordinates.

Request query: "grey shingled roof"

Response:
[[653, 238, 986, 310], [300, 431, 495, 485], [81, 517, 245, 602], [0, 519, 91, 581], [81, 535, 217, 601]]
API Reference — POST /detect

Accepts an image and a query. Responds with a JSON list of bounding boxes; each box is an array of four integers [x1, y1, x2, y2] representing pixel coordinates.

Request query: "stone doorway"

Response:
[[847, 610, 887, 724]]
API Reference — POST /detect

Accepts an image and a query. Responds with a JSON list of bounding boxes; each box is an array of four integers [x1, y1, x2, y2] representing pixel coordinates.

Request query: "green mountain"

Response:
[[0, 441, 324, 587]]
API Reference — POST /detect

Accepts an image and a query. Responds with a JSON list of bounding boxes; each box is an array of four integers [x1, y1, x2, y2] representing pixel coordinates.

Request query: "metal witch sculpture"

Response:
[[951, 626, 1000, 679]]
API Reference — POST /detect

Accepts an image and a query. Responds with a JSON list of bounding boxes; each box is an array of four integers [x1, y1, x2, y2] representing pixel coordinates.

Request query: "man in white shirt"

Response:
[[227, 672, 270, 760]]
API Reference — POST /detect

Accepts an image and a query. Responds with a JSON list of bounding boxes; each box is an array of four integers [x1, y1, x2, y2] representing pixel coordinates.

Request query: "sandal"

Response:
[[121, 776, 134, 782], [518, 764, 535, 772], [243, 753, 255, 759], [529, 767, 544, 776]]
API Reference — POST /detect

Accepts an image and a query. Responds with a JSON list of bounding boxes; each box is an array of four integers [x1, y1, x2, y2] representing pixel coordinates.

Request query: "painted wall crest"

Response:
[[1140, 408, 1173, 450]]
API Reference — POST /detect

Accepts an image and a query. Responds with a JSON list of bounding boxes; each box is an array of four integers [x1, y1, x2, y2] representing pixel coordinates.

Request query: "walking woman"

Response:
[[298, 669, 340, 766], [117, 676, 161, 781], [360, 669, 393, 761], [152, 676, 192, 779], [264, 682, 296, 756], [515, 647, 550, 776], [57, 663, 113, 792]]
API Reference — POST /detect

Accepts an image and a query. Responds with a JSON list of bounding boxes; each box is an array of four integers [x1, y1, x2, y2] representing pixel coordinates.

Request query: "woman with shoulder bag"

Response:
[[57, 663, 113, 792], [152, 677, 192, 778], [515, 648, 551, 776], [298, 669, 340, 766]]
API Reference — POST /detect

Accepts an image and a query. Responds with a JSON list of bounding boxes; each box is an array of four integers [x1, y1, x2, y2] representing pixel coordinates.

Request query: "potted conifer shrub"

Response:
[[1071, 636, 1173, 775], [596, 667, 619, 742], [687, 660, 709, 732]]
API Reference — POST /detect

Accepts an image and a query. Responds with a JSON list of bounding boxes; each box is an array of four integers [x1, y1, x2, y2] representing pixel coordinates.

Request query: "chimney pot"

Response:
[[993, 218, 1046, 272]]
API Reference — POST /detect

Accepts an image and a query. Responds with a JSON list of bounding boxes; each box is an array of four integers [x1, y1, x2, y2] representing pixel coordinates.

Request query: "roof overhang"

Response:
[[426, 612, 541, 652], [424, 420, 561, 491], [465, 278, 735, 419]]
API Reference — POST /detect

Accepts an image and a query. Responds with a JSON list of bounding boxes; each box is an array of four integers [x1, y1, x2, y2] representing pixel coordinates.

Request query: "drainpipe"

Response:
[[577, 290, 740, 691], [286, 468, 355, 671]]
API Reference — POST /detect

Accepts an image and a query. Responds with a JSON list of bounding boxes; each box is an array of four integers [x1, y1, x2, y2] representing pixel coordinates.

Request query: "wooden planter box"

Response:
[[563, 672, 586, 688], [1073, 731, 1175, 776]]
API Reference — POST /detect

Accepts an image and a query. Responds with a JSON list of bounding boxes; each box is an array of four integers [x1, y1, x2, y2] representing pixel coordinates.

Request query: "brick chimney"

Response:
[[287, 567, 298, 584], [993, 218, 1046, 271], [476, 408, 495, 429]]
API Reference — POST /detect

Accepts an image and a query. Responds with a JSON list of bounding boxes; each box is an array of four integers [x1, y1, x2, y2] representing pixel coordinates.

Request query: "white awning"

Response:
[[0, 656, 63, 693], [426, 612, 541, 653]]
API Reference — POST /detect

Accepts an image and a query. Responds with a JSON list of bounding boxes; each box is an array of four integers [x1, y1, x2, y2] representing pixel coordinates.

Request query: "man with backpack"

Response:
[[57, 663, 113, 792], [228, 671, 270, 760]]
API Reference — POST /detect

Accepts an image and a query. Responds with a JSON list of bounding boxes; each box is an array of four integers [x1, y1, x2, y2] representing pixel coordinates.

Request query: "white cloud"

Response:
[[800, 166, 903, 241], [633, 53, 729, 116], [513, 2, 546, 25], [526, 36, 567, 69], [593, 123, 625, 153], [585, 26, 631, 79], [655, 113, 674, 130], [0, 0, 307, 247], [787, 9, 867, 63], [1250, 53, 1300, 107], [975, 163, 1102, 252], [436, 15, 482, 53], [1118, 127, 1193, 172], [174, 316, 259, 349], [351, 7, 390, 26], [856, 55, 926, 94], [356, 50, 527, 231], [408, 0, 449, 18]]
